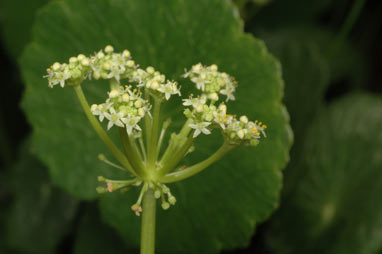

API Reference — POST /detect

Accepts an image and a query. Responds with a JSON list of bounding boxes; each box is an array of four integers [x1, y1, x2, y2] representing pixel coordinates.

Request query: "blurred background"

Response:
[[0, 0, 381, 253]]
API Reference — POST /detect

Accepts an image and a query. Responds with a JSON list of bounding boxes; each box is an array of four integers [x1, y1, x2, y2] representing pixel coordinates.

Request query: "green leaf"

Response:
[[0, 0, 49, 59], [74, 205, 132, 254], [257, 26, 330, 196], [5, 143, 78, 253], [268, 93, 382, 254], [259, 27, 330, 140], [20, 0, 292, 251]]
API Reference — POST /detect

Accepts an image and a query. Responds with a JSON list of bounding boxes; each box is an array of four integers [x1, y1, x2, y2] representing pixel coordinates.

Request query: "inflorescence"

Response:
[[45, 45, 267, 215]]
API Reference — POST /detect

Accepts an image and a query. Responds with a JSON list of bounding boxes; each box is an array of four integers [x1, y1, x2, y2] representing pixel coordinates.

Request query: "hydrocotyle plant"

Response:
[[45, 45, 267, 253]]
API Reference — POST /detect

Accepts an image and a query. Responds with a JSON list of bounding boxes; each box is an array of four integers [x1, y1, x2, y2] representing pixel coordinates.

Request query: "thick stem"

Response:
[[140, 188, 156, 254], [160, 142, 236, 183], [73, 85, 136, 175]]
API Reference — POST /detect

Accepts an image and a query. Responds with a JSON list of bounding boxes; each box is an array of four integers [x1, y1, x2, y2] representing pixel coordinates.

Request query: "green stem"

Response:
[[159, 118, 192, 166], [118, 128, 145, 176], [73, 85, 136, 176], [140, 188, 156, 254], [160, 133, 194, 175], [138, 135, 147, 162], [147, 98, 161, 168], [160, 142, 236, 183], [144, 89, 152, 157]]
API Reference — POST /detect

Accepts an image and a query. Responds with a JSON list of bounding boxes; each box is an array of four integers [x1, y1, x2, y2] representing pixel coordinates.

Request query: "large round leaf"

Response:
[[20, 0, 292, 251], [268, 93, 382, 254]]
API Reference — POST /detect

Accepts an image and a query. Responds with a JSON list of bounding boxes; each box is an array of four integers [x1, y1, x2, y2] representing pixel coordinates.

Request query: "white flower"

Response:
[[92, 104, 109, 122], [189, 122, 211, 138], [104, 107, 124, 130], [240, 115, 248, 124], [182, 96, 206, 108], [122, 116, 142, 135], [220, 88, 235, 102], [208, 92, 219, 101], [158, 81, 180, 100], [191, 75, 209, 91]]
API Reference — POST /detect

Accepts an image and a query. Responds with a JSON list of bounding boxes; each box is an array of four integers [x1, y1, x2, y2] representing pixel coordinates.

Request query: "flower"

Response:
[[183, 63, 237, 102], [189, 121, 211, 138], [158, 81, 181, 100], [104, 107, 124, 130], [123, 116, 142, 135]]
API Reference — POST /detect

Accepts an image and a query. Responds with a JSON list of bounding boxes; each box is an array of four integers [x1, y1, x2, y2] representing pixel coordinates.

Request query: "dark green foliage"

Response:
[[268, 94, 382, 254], [5, 143, 78, 253]]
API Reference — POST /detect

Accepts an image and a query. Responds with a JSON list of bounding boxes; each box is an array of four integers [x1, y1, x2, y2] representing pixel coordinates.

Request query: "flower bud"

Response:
[[52, 62, 61, 71], [126, 60, 135, 67], [122, 50, 131, 58], [146, 66, 155, 74], [122, 93, 130, 102], [105, 45, 114, 53], [69, 57, 77, 63], [77, 54, 86, 61], [96, 186, 106, 194], [151, 81, 159, 90], [134, 99, 143, 108], [154, 190, 161, 199], [98, 153, 106, 161], [218, 103, 227, 112], [208, 92, 219, 101], [196, 104, 204, 113], [81, 58, 90, 66], [103, 62, 111, 70], [97, 51, 105, 58], [138, 108, 145, 117], [240, 115, 248, 124], [90, 104, 98, 112], [93, 71, 101, 80], [237, 129, 245, 139], [168, 196, 176, 205], [109, 89, 119, 98], [161, 202, 170, 210]]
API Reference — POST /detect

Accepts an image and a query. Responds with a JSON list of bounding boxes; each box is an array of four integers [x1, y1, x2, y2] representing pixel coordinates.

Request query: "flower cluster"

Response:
[[182, 65, 266, 146], [90, 45, 136, 82], [45, 46, 268, 216], [45, 54, 92, 88], [46, 45, 181, 101], [183, 95, 266, 145], [90, 86, 151, 134], [130, 67, 181, 100], [183, 63, 237, 102], [97, 172, 176, 216]]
